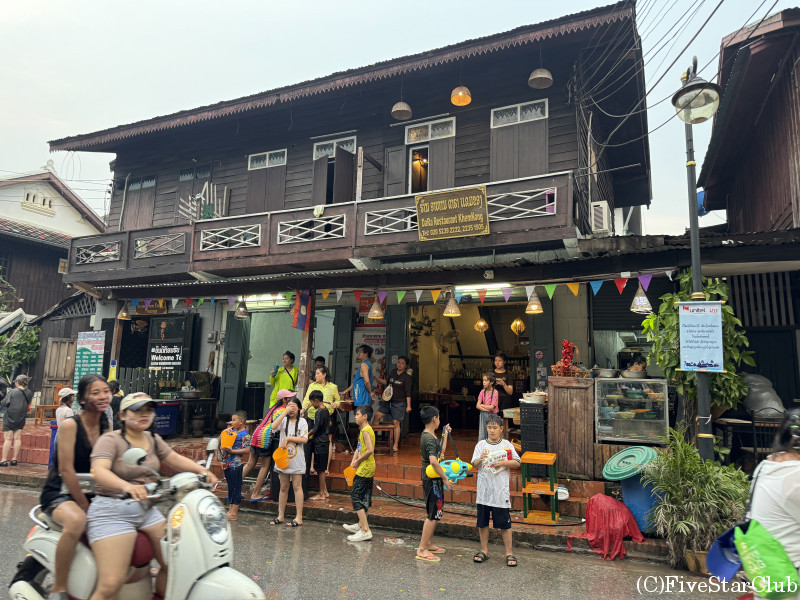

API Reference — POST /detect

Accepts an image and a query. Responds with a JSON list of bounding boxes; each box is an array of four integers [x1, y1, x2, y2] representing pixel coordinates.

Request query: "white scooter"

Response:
[[10, 439, 265, 600]]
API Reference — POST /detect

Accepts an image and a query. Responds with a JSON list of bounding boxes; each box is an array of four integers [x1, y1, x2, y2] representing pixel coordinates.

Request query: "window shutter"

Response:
[[265, 165, 287, 212], [331, 306, 355, 389], [333, 147, 355, 203], [384, 146, 406, 196], [518, 119, 548, 177], [490, 126, 517, 181], [245, 169, 268, 214], [311, 156, 328, 206], [428, 137, 455, 190]]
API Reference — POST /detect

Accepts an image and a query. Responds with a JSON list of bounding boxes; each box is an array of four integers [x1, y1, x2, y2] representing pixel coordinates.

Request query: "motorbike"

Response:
[[10, 439, 265, 600]]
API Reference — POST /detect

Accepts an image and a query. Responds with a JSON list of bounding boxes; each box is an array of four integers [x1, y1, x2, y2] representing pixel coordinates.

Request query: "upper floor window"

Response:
[[491, 99, 548, 128], [248, 149, 287, 170], [313, 136, 356, 161], [405, 117, 455, 144]]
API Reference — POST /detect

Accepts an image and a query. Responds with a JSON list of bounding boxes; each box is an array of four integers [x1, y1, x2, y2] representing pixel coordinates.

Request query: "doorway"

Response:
[[408, 146, 429, 194]]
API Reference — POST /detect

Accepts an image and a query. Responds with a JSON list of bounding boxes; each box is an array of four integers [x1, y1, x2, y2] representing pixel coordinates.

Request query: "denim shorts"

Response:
[[86, 495, 165, 544]]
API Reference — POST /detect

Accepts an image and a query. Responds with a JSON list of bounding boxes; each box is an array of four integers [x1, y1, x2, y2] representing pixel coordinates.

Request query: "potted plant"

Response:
[[641, 427, 750, 570]]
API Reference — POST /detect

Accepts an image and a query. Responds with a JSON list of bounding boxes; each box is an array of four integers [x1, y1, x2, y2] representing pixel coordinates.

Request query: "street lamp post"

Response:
[[671, 57, 722, 461]]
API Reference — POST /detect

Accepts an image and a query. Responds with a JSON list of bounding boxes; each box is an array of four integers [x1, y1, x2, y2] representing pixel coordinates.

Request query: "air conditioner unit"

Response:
[[590, 201, 612, 236]]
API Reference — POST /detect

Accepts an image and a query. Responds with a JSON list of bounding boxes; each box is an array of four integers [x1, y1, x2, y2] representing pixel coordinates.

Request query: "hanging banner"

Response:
[[74, 331, 106, 387], [679, 301, 724, 372], [416, 186, 489, 241], [292, 290, 313, 331]]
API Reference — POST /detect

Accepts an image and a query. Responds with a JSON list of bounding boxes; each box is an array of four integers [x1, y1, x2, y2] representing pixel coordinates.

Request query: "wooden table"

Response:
[[34, 404, 60, 426]]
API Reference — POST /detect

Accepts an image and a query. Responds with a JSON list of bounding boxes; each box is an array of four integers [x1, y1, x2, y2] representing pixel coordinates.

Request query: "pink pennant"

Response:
[[638, 273, 653, 292], [227, 297, 235, 308], [502, 287, 513, 302], [377, 291, 388, 304]]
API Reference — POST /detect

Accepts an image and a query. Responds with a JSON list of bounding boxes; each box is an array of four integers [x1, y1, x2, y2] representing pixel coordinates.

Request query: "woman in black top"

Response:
[[40, 374, 111, 600], [1, 374, 33, 465], [493, 352, 517, 412]]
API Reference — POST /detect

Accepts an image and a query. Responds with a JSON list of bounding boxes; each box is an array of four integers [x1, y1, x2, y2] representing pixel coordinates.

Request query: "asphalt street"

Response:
[[0, 485, 737, 599]]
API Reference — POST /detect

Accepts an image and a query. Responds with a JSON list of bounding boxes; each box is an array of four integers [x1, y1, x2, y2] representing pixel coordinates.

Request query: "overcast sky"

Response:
[[0, 0, 790, 234]]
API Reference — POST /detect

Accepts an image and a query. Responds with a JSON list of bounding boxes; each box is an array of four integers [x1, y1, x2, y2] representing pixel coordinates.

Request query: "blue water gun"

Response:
[[425, 429, 472, 482]]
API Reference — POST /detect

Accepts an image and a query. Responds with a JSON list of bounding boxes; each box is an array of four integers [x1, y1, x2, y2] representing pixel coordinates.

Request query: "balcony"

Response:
[[66, 172, 577, 284]]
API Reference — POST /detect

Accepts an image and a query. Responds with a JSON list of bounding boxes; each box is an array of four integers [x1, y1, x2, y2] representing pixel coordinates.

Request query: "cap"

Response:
[[120, 392, 156, 412], [58, 388, 77, 398], [276, 389, 297, 400], [14, 374, 30, 384]]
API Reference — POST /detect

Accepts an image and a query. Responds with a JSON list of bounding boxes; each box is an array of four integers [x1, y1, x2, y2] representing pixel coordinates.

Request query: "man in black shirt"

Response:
[[374, 356, 413, 453], [307, 391, 331, 500]]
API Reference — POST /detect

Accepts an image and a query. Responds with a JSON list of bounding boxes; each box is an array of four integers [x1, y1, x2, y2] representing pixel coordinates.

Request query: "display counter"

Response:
[[594, 378, 668, 445]]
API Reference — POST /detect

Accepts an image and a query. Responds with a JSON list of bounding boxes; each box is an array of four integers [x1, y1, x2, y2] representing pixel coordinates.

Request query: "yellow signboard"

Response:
[[416, 186, 489, 242]]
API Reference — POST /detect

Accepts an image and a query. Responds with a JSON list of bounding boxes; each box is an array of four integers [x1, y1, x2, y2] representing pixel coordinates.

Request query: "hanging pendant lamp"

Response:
[[528, 44, 553, 89], [451, 86, 472, 106], [474, 318, 489, 333], [391, 75, 413, 120], [234, 299, 250, 320], [443, 292, 461, 317], [630, 283, 653, 315], [116, 302, 132, 321], [510, 317, 526, 335], [368, 298, 384, 320], [525, 288, 544, 314]]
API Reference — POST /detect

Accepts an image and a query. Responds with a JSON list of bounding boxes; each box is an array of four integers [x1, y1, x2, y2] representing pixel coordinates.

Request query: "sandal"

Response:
[[429, 546, 446, 554], [415, 553, 440, 562], [0, 461, 8, 467], [473, 550, 488, 563], [286, 520, 302, 527], [505, 554, 518, 567], [269, 518, 284, 526], [9, 460, 17, 466]]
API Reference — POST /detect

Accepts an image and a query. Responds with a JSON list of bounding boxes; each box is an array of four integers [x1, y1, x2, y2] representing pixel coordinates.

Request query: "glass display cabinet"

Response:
[[595, 378, 669, 445]]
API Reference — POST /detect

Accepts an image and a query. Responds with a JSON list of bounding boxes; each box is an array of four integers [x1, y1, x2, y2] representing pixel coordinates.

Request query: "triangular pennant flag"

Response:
[[454, 290, 463, 303], [227, 297, 235, 308], [185, 298, 192, 308], [396, 290, 407, 303], [665, 270, 674, 281], [614, 278, 628, 294], [143, 299, 153, 309], [131, 299, 139, 309], [544, 284, 557, 300], [335, 289, 343, 301], [414, 290, 423, 302], [171, 298, 179, 309], [353, 290, 363, 304], [321, 289, 330, 300], [477, 289, 487, 303], [638, 273, 653, 292], [157, 299, 164, 308], [197, 298, 204, 306], [590, 281, 603, 295], [210, 298, 215, 307], [525, 285, 535, 300], [377, 291, 388, 304], [431, 290, 442, 305], [567, 282, 580, 297], [502, 287, 513, 302], [272, 298, 277, 306]]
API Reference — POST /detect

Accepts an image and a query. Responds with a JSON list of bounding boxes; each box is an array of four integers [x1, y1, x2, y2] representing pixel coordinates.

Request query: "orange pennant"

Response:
[[567, 282, 581, 296], [431, 290, 442, 305], [321, 289, 330, 300]]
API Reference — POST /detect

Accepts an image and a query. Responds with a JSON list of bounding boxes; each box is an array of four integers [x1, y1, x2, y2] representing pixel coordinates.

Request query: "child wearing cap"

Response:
[[56, 388, 76, 427]]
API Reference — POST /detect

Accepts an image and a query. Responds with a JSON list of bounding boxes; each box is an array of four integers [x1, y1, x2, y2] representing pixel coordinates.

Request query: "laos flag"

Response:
[[292, 290, 313, 331]]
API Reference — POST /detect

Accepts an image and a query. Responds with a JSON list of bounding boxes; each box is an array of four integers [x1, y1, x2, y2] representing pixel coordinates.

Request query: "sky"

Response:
[[0, 0, 792, 234]]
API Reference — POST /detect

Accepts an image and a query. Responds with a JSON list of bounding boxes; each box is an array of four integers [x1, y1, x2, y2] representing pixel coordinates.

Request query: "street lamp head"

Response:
[[671, 56, 722, 125]]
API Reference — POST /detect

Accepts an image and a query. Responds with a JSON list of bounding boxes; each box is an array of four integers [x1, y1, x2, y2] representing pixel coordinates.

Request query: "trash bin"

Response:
[[49, 420, 58, 467], [153, 401, 180, 436], [602, 446, 658, 533]]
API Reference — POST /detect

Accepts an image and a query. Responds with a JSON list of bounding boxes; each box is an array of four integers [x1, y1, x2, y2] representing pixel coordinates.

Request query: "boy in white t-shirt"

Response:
[[470, 413, 521, 567]]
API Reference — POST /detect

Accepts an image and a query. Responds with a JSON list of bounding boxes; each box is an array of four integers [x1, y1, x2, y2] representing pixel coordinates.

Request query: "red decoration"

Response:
[[477, 289, 487, 303], [353, 290, 363, 304], [614, 278, 628, 294]]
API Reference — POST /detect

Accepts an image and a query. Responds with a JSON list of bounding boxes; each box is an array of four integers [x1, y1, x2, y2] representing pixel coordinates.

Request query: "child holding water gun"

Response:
[[471, 413, 520, 566], [476, 372, 499, 441]]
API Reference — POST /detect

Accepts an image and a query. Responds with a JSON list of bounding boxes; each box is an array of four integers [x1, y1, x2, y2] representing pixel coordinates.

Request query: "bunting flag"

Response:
[[396, 290, 407, 303], [227, 297, 235, 308], [210, 298, 215, 307], [614, 278, 628, 294], [638, 273, 653, 292], [431, 290, 442, 304], [353, 290, 363, 304], [544, 284, 557, 300], [272, 297, 277, 306], [321, 289, 330, 300], [501, 287, 513, 302], [158, 299, 164, 308], [131, 299, 139, 310], [143, 299, 153, 309], [171, 298, 179, 309], [665, 270, 674, 281], [292, 290, 313, 331], [477, 289, 487, 303], [185, 298, 192, 308], [567, 282, 581, 297], [590, 281, 604, 295], [378, 290, 388, 304], [454, 290, 463, 303], [525, 285, 535, 300], [335, 289, 343, 301], [197, 298, 205, 306], [414, 290, 423, 302]]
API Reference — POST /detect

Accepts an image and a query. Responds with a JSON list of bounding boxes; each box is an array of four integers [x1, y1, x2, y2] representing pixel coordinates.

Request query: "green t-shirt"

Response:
[[420, 431, 441, 482], [356, 425, 376, 478]]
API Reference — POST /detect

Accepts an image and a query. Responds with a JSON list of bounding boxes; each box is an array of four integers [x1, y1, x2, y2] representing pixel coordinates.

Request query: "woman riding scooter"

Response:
[[39, 374, 110, 600], [86, 393, 218, 600]]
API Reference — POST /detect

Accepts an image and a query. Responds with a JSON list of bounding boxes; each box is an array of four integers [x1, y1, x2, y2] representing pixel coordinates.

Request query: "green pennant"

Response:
[[396, 290, 407, 303], [544, 284, 557, 300]]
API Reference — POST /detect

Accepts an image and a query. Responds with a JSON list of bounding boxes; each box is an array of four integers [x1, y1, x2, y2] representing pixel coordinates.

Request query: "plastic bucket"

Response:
[[344, 466, 356, 487], [272, 447, 289, 470], [620, 474, 657, 533], [603, 446, 658, 534]]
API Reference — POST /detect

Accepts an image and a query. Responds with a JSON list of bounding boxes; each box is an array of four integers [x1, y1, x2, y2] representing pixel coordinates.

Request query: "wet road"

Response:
[[1, 485, 736, 599]]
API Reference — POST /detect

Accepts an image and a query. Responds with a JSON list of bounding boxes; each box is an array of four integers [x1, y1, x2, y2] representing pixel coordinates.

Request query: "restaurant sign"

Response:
[[678, 301, 724, 372], [416, 186, 489, 242]]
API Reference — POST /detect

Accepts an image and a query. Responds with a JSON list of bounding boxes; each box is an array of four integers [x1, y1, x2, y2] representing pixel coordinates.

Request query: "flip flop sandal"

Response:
[[269, 518, 284, 526], [429, 546, 446, 554], [473, 551, 488, 563], [287, 520, 302, 527], [10, 460, 18, 466], [0, 462, 8, 467], [505, 554, 518, 567], [416, 554, 441, 562]]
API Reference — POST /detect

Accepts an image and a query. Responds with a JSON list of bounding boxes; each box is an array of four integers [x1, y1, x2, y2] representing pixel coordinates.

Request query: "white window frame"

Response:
[[404, 117, 455, 145], [490, 99, 549, 129], [407, 144, 429, 195], [312, 136, 357, 161], [248, 149, 287, 171]]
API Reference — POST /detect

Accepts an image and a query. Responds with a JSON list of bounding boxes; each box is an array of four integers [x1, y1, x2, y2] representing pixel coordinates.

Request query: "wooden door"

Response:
[[333, 147, 355, 203], [219, 312, 250, 415], [428, 137, 455, 190], [331, 306, 355, 389], [547, 376, 594, 479], [42, 338, 76, 406]]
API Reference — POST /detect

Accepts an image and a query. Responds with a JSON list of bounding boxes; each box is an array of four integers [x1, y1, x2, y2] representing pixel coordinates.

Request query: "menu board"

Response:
[[74, 331, 106, 387], [679, 301, 724, 372], [416, 186, 489, 241]]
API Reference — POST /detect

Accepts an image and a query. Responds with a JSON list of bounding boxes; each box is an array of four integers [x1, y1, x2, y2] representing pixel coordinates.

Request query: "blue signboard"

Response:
[[679, 301, 724, 372]]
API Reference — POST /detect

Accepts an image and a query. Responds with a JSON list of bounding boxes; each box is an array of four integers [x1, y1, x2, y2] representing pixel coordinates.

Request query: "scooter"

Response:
[[10, 439, 266, 600]]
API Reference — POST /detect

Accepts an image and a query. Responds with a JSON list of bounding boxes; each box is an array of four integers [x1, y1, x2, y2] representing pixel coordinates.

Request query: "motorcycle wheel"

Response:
[[10, 556, 50, 597]]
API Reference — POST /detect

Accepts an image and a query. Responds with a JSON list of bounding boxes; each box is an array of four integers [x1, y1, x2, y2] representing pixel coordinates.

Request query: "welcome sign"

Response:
[[678, 301, 724, 372]]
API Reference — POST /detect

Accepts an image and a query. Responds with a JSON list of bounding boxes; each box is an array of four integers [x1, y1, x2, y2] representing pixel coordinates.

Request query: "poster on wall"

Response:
[[679, 301, 724, 372], [352, 325, 387, 390], [149, 343, 184, 369], [74, 331, 106, 387]]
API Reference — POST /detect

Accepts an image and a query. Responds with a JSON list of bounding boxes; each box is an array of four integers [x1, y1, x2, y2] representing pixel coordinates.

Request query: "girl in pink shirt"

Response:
[[476, 373, 499, 441]]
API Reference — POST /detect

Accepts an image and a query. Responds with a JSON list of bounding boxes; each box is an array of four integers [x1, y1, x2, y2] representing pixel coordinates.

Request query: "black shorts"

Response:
[[42, 494, 74, 516], [476, 503, 511, 530], [423, 479, 444, 521], [377, 400, 407, 421], [313, 451, 329, 472], [250, 445, 272, 458], [351, 475, 373, 512]]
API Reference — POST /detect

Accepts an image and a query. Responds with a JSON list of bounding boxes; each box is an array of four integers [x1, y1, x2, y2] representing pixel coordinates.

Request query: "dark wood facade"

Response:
[[0, 237, 70, 315]]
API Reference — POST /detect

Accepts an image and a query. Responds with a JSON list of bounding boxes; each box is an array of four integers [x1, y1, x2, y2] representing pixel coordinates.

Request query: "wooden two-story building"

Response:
[[50, 2, 652, 415]]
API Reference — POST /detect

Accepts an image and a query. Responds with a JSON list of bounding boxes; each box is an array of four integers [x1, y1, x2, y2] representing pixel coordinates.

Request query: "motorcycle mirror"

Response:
[[205, 438, 220, 453], [122, 448, 148, 467]]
